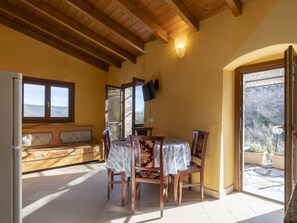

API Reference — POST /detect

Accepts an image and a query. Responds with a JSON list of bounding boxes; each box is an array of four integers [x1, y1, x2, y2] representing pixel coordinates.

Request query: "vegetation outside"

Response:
[[244, 69, 284, 163]]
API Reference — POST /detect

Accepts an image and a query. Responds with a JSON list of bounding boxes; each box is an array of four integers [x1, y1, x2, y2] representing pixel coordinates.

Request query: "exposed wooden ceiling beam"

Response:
[[113, 0, 169, 43], [165, 0, 199, 31], [22, 0, 136, 63], [67, 0, 145, 54], [225, 0, 242, 17], [0, 11, 109, 72], [0, 1, 122, 68]]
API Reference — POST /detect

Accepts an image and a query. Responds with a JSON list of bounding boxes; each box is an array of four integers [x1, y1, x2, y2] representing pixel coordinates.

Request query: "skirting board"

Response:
[[188, 184, 234, 199]]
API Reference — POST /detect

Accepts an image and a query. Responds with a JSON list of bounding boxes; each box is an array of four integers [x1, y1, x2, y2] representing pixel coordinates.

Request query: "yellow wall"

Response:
[[1, 0, 296, 193], [0, 25, 107, 139], [108, 0, 297, 192]]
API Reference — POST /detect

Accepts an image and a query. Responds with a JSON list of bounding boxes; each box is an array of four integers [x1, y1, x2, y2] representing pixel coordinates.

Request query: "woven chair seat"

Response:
[[187, 161, 201, 169], [136, 170, 160, 179]]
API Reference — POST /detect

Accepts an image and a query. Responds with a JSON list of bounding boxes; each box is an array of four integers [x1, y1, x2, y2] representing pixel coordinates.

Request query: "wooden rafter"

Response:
[[0, 11, 109, 71], [66, 0, 145, 54], [22, 0, 136, 63], [165, 0, 199, 31], [225, 0, 242, 17], [0, 1, 121, 68], [113, 0, 169, 43]]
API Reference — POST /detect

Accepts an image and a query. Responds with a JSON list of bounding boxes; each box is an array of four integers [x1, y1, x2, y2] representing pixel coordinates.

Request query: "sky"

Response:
[[135, 85, 144, 112], [24, 84, 68, 106]]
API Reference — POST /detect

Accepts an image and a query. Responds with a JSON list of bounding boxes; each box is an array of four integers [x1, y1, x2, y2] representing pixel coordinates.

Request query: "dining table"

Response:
[[106, 136, 191, 177]]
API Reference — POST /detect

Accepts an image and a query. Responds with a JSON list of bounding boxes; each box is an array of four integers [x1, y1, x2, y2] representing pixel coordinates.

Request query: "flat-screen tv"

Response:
[[142, 80, 156, 102]]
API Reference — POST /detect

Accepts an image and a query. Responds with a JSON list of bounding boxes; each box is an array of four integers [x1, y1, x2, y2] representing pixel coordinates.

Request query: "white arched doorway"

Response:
[[222, 44, 297, 202]]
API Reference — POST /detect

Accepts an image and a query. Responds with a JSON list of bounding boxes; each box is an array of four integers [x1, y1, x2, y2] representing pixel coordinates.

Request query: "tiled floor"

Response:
[[22, 162, 284, 223], [243, 164, 284, 202]]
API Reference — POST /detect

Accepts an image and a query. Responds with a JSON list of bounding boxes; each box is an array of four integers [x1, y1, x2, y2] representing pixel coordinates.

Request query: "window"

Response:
[[135, 85, 144, 125], [23, 77, 75, 123]]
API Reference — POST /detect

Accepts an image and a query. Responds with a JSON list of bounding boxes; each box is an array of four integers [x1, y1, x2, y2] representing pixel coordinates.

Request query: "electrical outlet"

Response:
[[148, 117, 154, 123]]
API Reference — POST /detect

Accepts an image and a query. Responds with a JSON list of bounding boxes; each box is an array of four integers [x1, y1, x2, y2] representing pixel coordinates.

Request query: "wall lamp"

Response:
[[174, 36, 187, 58]]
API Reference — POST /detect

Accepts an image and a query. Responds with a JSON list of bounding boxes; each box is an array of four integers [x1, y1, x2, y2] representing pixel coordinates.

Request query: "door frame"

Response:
[[105, 84, 122, 140], [105, 77, 145, 138], [284, 45, 297, 209], [234, 59, 284, 191], [121, 77, 145, 137], [121, 82, 132, 137]]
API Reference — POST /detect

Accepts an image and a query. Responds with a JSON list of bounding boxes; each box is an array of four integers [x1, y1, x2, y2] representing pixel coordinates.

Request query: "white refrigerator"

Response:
[[0, 71, 22, 223]]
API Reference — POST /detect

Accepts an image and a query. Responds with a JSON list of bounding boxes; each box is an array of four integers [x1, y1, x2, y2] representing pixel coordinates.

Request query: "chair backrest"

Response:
[[132, 127, 153, 136], [129, 135, 164, 172], [191, 130, 209, 167], [102, 129, 111, 161]]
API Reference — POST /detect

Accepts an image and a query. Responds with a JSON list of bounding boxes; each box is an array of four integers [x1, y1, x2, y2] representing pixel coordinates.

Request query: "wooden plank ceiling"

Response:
[[0, 0, 247, 72]]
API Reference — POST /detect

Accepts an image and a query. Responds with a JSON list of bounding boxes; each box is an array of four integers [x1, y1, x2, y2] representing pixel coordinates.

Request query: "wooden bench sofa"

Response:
[[22, 123, 103, 173]]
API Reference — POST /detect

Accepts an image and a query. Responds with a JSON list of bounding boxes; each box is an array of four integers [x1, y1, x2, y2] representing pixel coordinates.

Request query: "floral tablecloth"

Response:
[[106, 137, 191, 176]]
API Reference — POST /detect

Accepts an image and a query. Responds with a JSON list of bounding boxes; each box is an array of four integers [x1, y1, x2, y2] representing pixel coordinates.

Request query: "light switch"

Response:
[[148, 117, 154, 123]]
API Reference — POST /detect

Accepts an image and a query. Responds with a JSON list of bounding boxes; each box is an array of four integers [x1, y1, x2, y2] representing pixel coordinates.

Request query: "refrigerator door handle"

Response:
[[13, 76, 22, 223], [13, 77, 22, 148]]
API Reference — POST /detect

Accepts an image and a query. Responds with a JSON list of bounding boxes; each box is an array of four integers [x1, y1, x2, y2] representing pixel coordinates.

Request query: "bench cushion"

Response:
[[60, 130, 92, 143], [22, 132, 53, 147]]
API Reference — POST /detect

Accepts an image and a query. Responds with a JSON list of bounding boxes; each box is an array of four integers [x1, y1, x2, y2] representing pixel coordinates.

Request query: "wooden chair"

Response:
[[132, 127, 153, 136], [176, 130, 209, 205], [129, 135, 168, 217], [102, 129, 127, 206]]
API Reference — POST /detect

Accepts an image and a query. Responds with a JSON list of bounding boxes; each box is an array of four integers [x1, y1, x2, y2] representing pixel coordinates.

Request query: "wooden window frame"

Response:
[[234, 59, 284, 191], [22, 77, 75, 123]]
